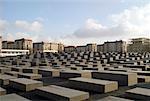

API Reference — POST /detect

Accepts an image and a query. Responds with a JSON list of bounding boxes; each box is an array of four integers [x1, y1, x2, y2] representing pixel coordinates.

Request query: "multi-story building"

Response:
[[76, 46, 86, 52], [0, 37, 29, 57], [64, 46, 76, 53], [50, 43, 58, 51], [7, 41, 15, 49], [58, 43, 64, 52], [127, 38, 150, 52], [33, 42, 61, 53], [86, 43, 97, 52], [103, 40, 127, 53], [2, 41, 8, 49], [97, 44, 104, 52], [15, 38, 32, 50], [15, 38, 33, 53]]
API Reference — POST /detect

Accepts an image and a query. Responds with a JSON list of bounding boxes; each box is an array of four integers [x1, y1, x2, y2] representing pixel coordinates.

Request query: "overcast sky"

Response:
[[0, 0, 150, 45]]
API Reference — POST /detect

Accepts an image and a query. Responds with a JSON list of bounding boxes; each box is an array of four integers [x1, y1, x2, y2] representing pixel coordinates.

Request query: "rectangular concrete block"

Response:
[[22, 68, 38, 74], [9, 78, 43, 91], [137, 76, 150, 83], [0, 67, 11, 74], [69, 77, 118, 93], [0, 87, 6, 96], [36, 85, 89, 101], [92, 70, 137, 86], [98, 96, 134, 101], [126, 87, 150, 100], [18, 73, 42, 80], [5, 71, 20, 77], [0, 74, 17, 85], [60, 70, 91, 79], [38, 68, 60, 77], [0, 93, 31, 101], [11, 67, 23, 72]]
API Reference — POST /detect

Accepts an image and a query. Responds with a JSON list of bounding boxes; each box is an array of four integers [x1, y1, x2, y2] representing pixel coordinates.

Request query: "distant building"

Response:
[[15, 38, 33, 53], [58, 43, 64, 52], [2, 41, 8, 49], [127, 38, 150, 52], [86, 43, 97, 52], [2, 41, 15, 49], [7, 41, 15, 49], [103, 40, 127, 53], [64, 43, 97, 53], [76, 46, 86, 52], [97, 44, 104, 52], [0, 37, 29, 57], [64, 46, 76, 53], [33, 42, 61, 53]]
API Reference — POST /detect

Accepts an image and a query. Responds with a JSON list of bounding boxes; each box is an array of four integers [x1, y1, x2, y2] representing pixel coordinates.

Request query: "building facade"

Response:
[[97, 44, 104, 52], [7, 41, 15, 49], [15, 38, 33, 53], [76, 46, 86, 52], [33, 42, 62, 53], [64, 46, 76, 53], [127, 38, 150, 52], [103, 40, 127, 53], [86, 43, 97, 52], [58, 43, 64, 52]]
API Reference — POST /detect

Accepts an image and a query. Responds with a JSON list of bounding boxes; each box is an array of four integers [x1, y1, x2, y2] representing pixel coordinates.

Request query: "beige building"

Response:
[[7, 41, 15, 49], [103, 40, 127, 53], [33, 42, 62, 53], [2, 41, 15, 49], [127, 38, 150, 52], [64, 46, 76, 53], [58, 43, 64, 52], [86, 43, 97, 52], [2, 41, 8, 49], [15, 38, 33, 53]]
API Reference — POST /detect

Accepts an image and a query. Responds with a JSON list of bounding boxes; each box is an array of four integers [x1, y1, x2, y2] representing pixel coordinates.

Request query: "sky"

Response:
[[0, 0, 150, 46]]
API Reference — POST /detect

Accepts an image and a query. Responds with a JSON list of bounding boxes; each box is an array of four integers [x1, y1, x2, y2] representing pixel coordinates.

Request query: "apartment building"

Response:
[[33, 42, 62, 53], [64, 46, 76, 53], [15, 38, 33, 53], [86, 43, 97, 52], [97, 44, 104, 52], [7, 41, 15, 49], [127, 38, 150, 52], [58, 43, 64, 52], [102, 40, 127, 53], [76, 46, 86, 52]]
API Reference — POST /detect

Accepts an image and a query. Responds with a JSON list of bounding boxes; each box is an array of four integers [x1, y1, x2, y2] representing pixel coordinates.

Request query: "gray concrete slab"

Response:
[[60, 70, 91, 79], [0, 87, 6, 96], [92, 70, 137, 86], [36, 85, 89, 101], [69, 77, 118, 93], [126, 87, 150, 100], [0, 74, 17, 85], [9, 78, 43, 91], [0, 93, 30, 101]]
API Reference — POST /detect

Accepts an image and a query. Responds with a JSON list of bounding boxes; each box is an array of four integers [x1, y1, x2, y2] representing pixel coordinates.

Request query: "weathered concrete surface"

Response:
[[36, 85, 89, 101]]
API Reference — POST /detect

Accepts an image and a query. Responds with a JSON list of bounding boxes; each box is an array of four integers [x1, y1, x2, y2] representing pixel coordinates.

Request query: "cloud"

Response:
[[5, 32, 39, 41], [0, 19, 8, 34], [68, 3, 150, 42], [15, 20, 43, 32]]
